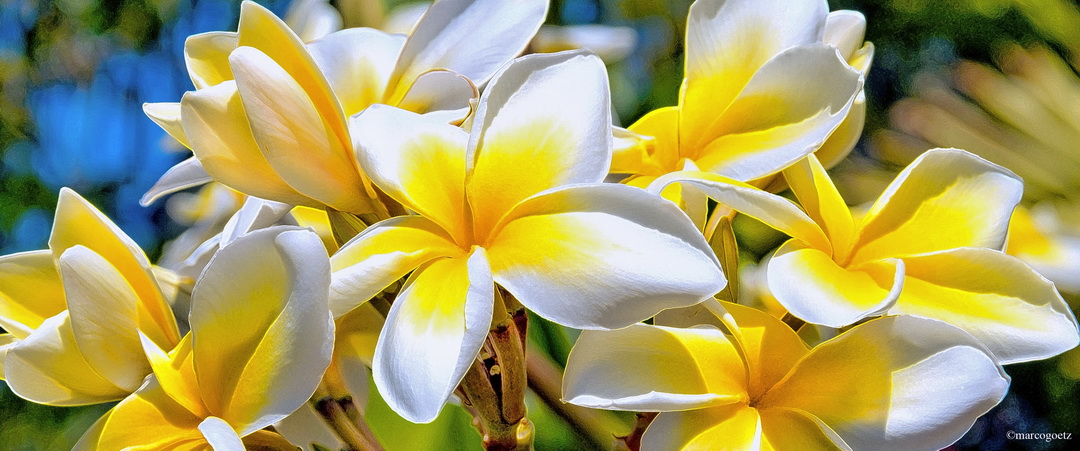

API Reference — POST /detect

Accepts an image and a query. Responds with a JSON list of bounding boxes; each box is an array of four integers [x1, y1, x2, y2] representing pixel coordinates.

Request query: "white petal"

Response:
[[59, 246, 150, 392], [140, 157, 213, 206], [386, 0, 548, 100], [330, 215, 462, 318], [190, 226, 334, 434], [563, 324, 746, 411], [199, 416, 244, 451], [487, 184, 725, 330], [306, 28, 406, 117], [466, 51, 613, 237], [763, 316, 1010, 451], [373, 249, 493, 423]]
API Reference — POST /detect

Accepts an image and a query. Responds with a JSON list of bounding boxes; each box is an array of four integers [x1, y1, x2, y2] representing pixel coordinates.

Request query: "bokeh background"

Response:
[[1, 0, 1079, 449]]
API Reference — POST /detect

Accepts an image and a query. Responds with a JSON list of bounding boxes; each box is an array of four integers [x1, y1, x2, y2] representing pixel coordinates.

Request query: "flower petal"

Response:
[[385, 0, 548, 101], [621, 106, 682, 176], [783, 154, 855, 260], [0, 250, 66, 339], [190, 227, 334, 434], [761, 316, 1010, 450], [143, 102, 190, 149], [180, 80, 319, 206], [649, 171, 831, 253], [852, 148, 1023, 263], [396, 69, 477, 124], [563, 324, 746, 411], [330, 215, 463, 317], [643, 405, 762, 451], [768, 240, 903, 328], [184, 31, 238, 89], [891, 247, 1080, 364], [306, 28, 406, 117], [373, 249, 494, 423], [466, 51, 613, 238], [283, 0, 342, 42], [236, 1, 347, 144], [95, 377, 205, 450], [4, 313, 128, 405], [50, 188, 180, 348], [693, 44, 862, 181], [230, 46, 371, 213], [760, 408, 851, 450], [487, 184, 725, 330], [140, 156, 213, 206], [199, 416, 245, 451], [58, 246, 150, 392], [681, 0, 827, 150], [350, 104, 470, 242], [721, 302, 809, 400], [0, 333, 16, 377], [823, 11, 866, 61]]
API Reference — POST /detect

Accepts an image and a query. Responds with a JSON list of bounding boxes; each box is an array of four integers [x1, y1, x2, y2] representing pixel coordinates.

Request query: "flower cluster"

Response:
[[1, 0, 1077, 450]]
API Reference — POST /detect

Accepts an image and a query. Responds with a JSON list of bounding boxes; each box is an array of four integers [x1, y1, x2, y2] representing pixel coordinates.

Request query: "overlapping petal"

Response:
[[307, 28, 406, 117], [692, 44, 862, 181], [385, 0, 548, 103], [180, 81, 318, 207], [486, 184, 725, 330], [0, 250, 66, 339], [184, 31, 238, 90], [761, 316, 1010, 450], [231, 46, 370, 214], [4, 313, 129, 405], [643, 404, 763, 451], [466, 51, 613, 237], [891, 248, 1080, 364], [649, 171, 831, 252], [563, 324, 747, 411], [373, 249, 493, 423], [142, 102, 190, 148], [768, 240, 903, 328], [139, 156, 213, 206], [351, 104, 470, 241], [189, 227, 334, 433], [50, 188, 180, 348], [58, 246, 150, 393], [852, 148, 1024, 264], [330, 216, 464, 317], [681, 0, 827, 150]]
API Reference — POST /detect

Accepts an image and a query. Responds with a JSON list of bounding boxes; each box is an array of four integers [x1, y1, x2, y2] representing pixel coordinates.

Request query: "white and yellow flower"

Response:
[[142, 0, 548, 215], [1, 189, 181, 405], [564, 302, 1011, 450], [77, 226, 334, 450], [651, 148, 1080, 363], [613, 0, 865, 197], [330, 51, 725, 422]]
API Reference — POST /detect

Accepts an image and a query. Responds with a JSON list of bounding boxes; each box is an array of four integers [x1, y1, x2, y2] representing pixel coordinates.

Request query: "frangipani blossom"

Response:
[[651, 148, 1080, 363], [141, 0, 548, 214], [564, 302, 1011, 450], [78, 226, 335, 450], [330, 51, 725, 423], [1, 189, 181, 405], [613, 0, 864, 196]]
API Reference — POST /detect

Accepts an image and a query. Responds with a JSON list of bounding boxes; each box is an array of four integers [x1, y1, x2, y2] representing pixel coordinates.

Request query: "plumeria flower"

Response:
[[1, 189, 181, 405], [651, 148, 1080, 364], [141, 0, 548, 215], [612, 0, 863, 202], [330, 51, 725, 422], [76, 226, 334, 450], [564, 302, 1011, 450]]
